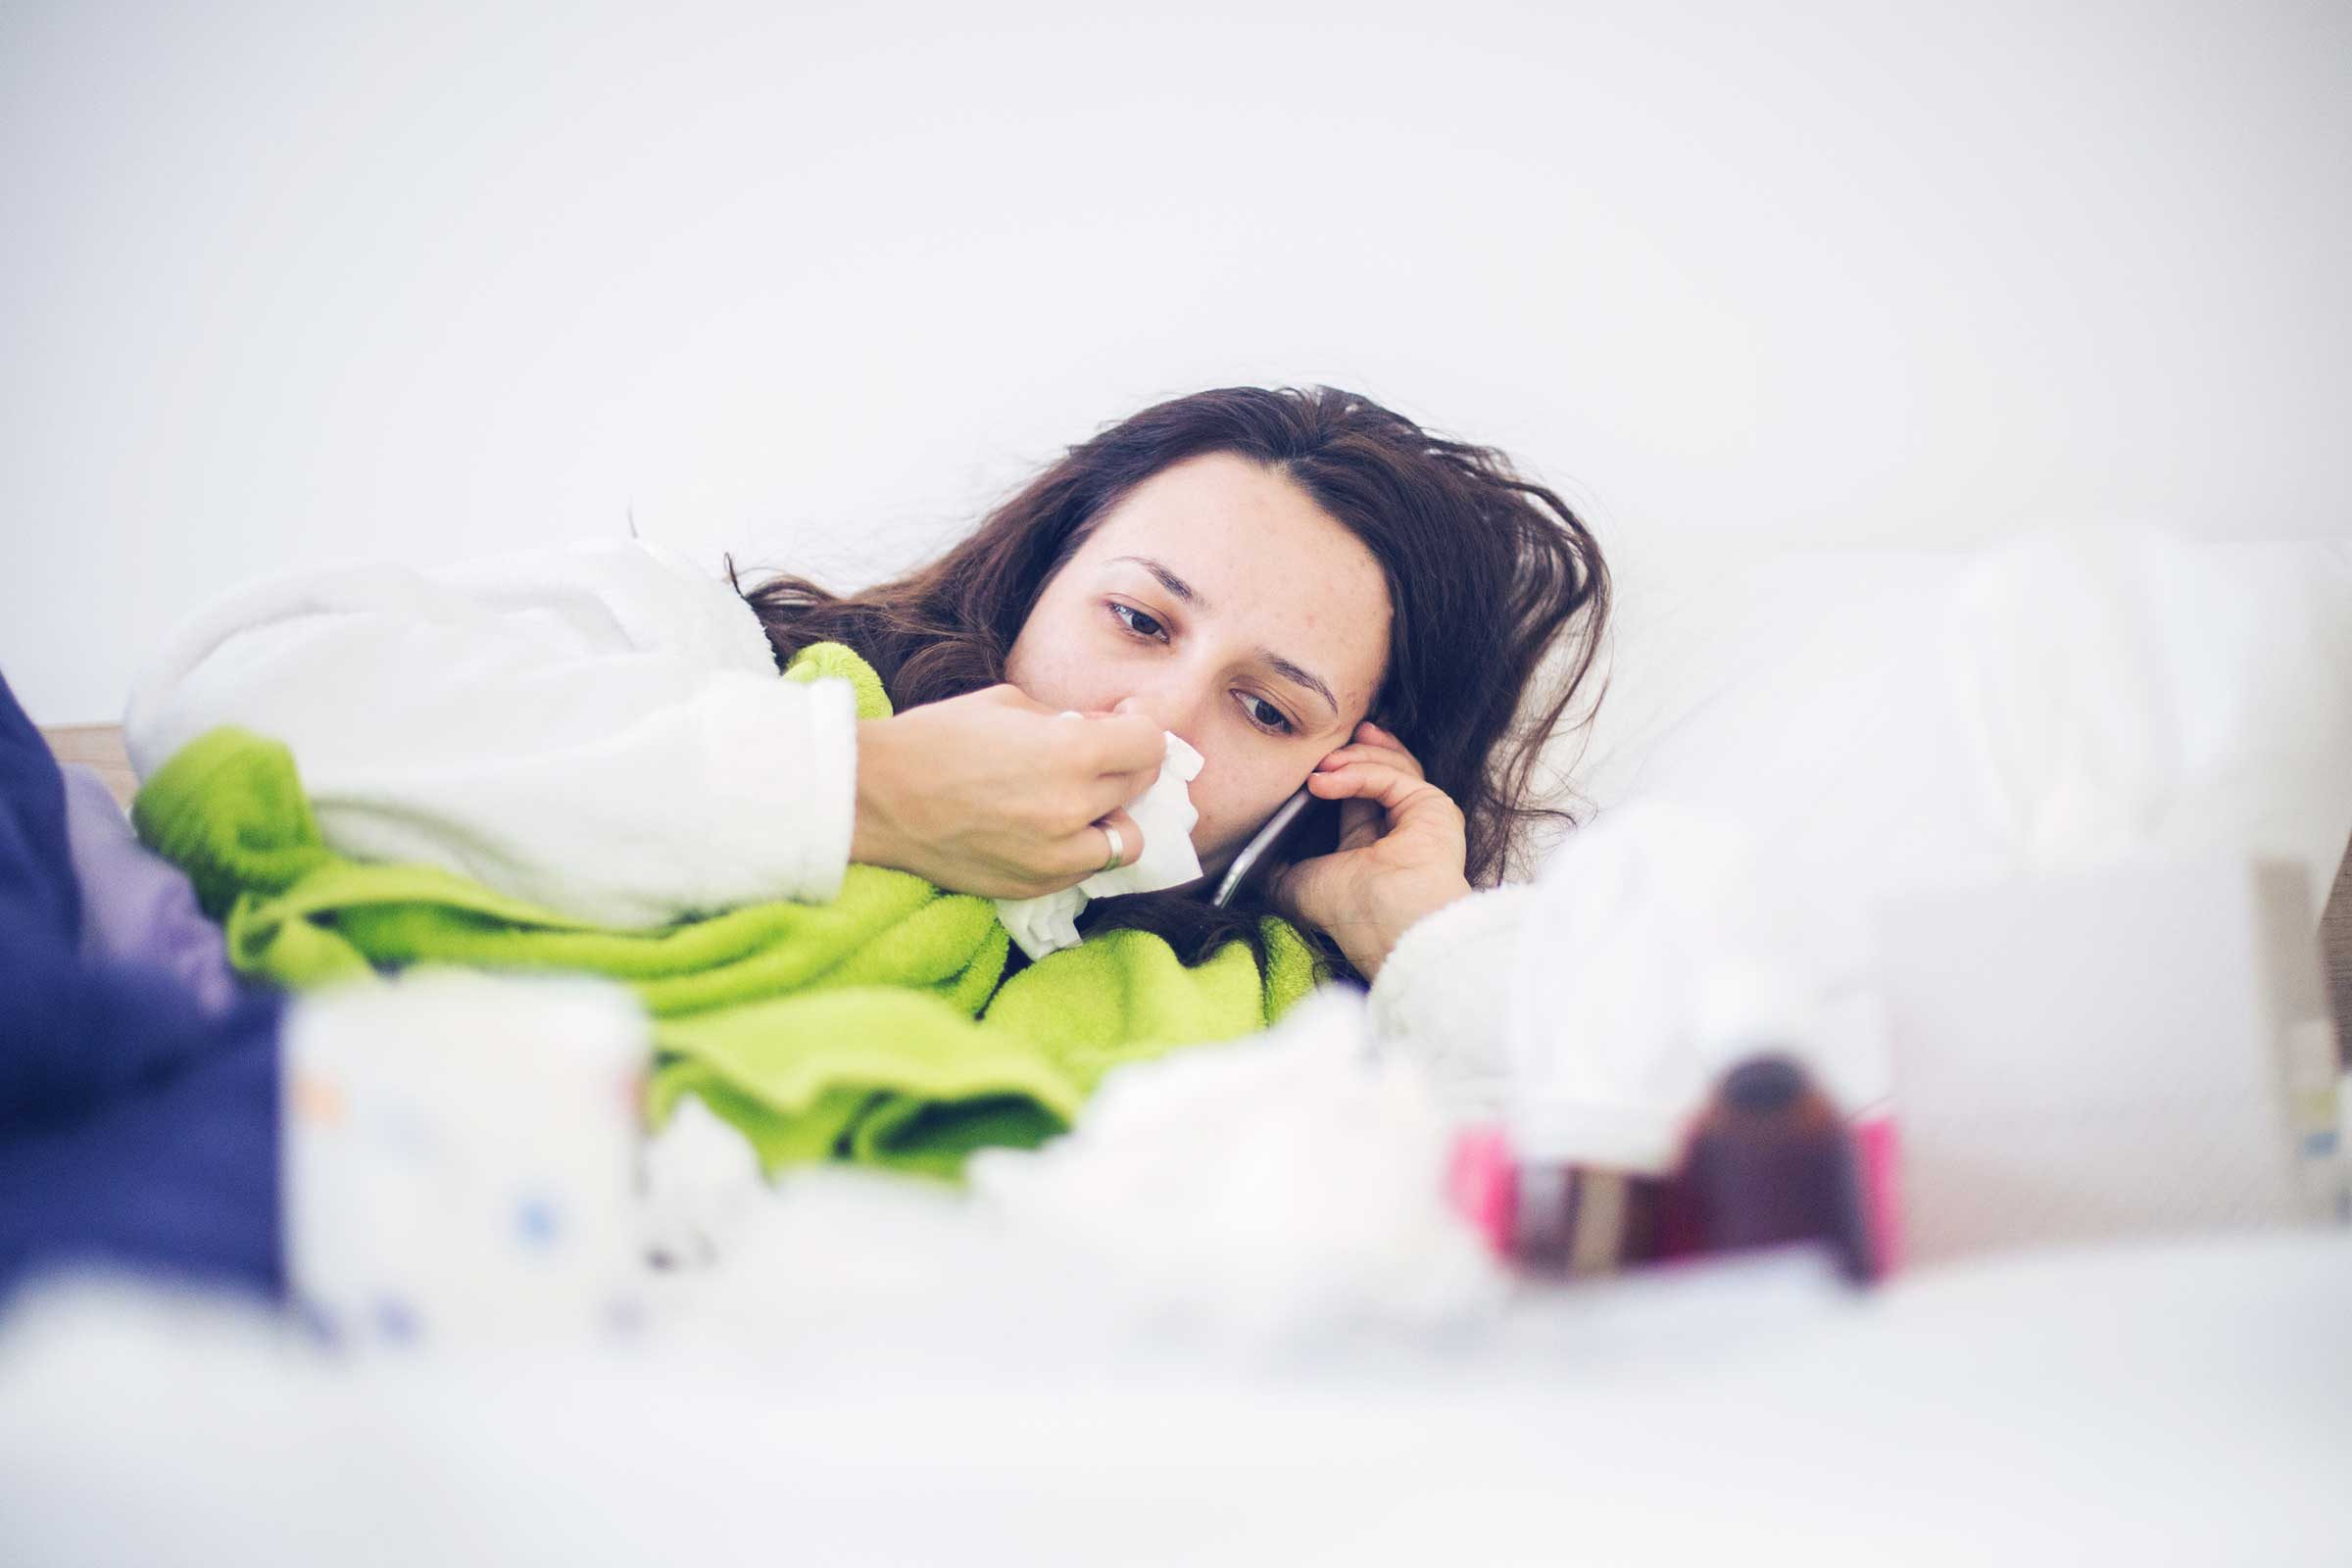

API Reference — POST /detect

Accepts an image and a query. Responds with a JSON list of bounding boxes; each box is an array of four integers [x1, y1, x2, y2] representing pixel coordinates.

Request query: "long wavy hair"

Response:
[[731, 385, 1609, 981]]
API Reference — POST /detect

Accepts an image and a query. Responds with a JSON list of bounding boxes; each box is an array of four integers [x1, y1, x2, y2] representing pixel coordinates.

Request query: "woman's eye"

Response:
[[1103, 602, 1289, 735], [1109, 603, 1166, 641], [1241, 695, 1295, 735]]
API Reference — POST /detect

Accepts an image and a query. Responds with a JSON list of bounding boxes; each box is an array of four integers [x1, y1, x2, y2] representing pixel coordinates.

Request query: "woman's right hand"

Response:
[[849, 685, 1164, 898]]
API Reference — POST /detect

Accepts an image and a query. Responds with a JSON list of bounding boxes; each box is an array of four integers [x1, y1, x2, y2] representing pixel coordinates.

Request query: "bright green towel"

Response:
[[134, 642, 1322, 1179]]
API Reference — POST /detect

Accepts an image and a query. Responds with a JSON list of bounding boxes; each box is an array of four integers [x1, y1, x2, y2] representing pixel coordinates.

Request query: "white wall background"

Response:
[[3, 0, 2347, 721]]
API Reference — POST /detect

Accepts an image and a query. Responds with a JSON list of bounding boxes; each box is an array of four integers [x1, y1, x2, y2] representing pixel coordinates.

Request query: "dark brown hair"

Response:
[[731, 385, 1609, 981]]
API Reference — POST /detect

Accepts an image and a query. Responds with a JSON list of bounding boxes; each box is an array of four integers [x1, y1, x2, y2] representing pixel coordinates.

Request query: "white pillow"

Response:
[[1553, 526, 2352, 985]]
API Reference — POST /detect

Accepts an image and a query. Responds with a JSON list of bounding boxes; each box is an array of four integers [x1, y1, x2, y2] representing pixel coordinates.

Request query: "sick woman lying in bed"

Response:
[[134, 385, 1604, 1013], [2, 386, 1607, 1299]]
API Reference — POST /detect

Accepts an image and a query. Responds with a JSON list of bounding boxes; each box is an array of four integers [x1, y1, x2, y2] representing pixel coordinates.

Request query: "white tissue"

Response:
[[639, 1094, 767, 1267], [996, 725, 1205, 961], [964, 986, 1506, 1341]]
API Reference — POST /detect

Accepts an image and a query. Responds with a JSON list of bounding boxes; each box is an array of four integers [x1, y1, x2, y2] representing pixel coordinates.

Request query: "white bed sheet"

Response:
[[1, 1230, 2344, 1565]]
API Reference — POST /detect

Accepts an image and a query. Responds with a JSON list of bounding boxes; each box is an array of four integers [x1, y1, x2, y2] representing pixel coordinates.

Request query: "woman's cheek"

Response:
[[1185, 789, 1224, 856], [1185, 776, 1273, 866], [1188, 780, 1251, 864]]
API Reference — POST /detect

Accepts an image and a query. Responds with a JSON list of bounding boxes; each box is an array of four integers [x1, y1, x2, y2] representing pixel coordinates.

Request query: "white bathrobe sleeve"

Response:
[[123, 539, 858, 929], [1364, 884, 1535, 1117]]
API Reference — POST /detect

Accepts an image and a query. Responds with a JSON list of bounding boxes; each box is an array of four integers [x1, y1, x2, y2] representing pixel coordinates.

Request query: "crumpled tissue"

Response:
[[996, 723, 1205, 960], [966, 985, 1506, 1342]]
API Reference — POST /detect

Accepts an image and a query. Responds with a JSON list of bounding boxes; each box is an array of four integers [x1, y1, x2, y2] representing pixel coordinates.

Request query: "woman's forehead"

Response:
[[1085, 455, 1388, 605], [1079, 455, 1393, 705]]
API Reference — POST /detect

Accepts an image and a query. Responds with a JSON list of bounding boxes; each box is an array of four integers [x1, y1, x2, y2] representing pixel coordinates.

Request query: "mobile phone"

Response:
[[1210, 784, 1335, 908]]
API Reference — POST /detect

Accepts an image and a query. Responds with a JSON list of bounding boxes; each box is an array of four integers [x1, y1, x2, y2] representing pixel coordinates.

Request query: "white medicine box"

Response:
[[1874, 856, 2343, 1266]]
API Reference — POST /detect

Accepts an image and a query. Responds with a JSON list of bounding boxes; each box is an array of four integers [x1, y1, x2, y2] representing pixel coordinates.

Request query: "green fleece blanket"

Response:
[[134, 642, 1321, 1178]]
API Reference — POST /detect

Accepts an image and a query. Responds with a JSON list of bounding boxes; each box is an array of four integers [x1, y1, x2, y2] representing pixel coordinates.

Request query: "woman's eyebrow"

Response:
[[1107, 554, 1339, 719], [1260, 649, 1339, 718], [1108, 555, 1206, 608]]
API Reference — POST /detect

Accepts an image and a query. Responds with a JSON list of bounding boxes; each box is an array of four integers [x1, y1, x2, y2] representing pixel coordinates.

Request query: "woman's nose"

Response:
[[1112, 692, 1204, 759]]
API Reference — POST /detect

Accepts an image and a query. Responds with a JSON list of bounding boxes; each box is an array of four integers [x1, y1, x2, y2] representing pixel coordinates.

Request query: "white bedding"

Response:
[[2, 1231, 2344, 1564]]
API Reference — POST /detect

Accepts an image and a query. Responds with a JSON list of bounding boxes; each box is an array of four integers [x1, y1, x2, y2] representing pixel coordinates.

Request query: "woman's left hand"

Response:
[[1271, 720, 1472, 982]]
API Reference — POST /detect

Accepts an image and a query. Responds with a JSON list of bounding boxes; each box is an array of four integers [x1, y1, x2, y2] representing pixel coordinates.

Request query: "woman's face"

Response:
[[1004, 451, 1393, 878]]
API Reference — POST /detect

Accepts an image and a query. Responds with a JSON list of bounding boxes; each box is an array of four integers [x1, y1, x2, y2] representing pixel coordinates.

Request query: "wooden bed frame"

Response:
[[40, 723, 139, 809], [36, 722, 2352, 1054]]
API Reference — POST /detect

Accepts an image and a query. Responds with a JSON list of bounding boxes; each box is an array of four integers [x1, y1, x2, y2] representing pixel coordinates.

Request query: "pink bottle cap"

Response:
[[1446, 1124, 1518, 1259], [1851, 1110, 1904, 1278]]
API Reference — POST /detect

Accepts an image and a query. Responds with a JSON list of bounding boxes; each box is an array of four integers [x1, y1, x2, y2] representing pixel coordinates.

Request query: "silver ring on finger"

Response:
[[1097, 822, 1125, 874]]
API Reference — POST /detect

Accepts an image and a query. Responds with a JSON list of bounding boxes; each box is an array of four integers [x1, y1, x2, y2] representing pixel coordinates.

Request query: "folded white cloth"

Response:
[[996, 725, 1205, 961]]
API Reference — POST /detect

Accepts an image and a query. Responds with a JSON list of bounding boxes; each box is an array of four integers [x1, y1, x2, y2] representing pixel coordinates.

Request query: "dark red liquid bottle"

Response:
[[1671, 1054, 1877, 1284]]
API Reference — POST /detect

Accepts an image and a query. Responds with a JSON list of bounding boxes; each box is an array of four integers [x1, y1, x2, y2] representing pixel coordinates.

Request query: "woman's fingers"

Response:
[[1007, 702, 1160, 886], [988, 684, 1161, 781], [1040, 808, 1144, 888], [1095, 807, 1144, 873], [1079, 763, 1161, 820], [1315, 721, 1426, 782], [1310, 726, 1437, 855], [1305, 758, 1448, 819], [1067, 710, 1165, 777], [1316, 746, 1421, 781], [1007, 705, 1161, 833], [1298, 757, 1420, 808], [978, 682, 1063, 716], [1062, 713, 1163, 820], [867, 685, 1185, 899]]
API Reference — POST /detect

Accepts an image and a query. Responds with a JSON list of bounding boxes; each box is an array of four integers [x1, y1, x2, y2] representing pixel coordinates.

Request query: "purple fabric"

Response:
[[3, 676, 281, 1303], [60, 764, 242, 1017]]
